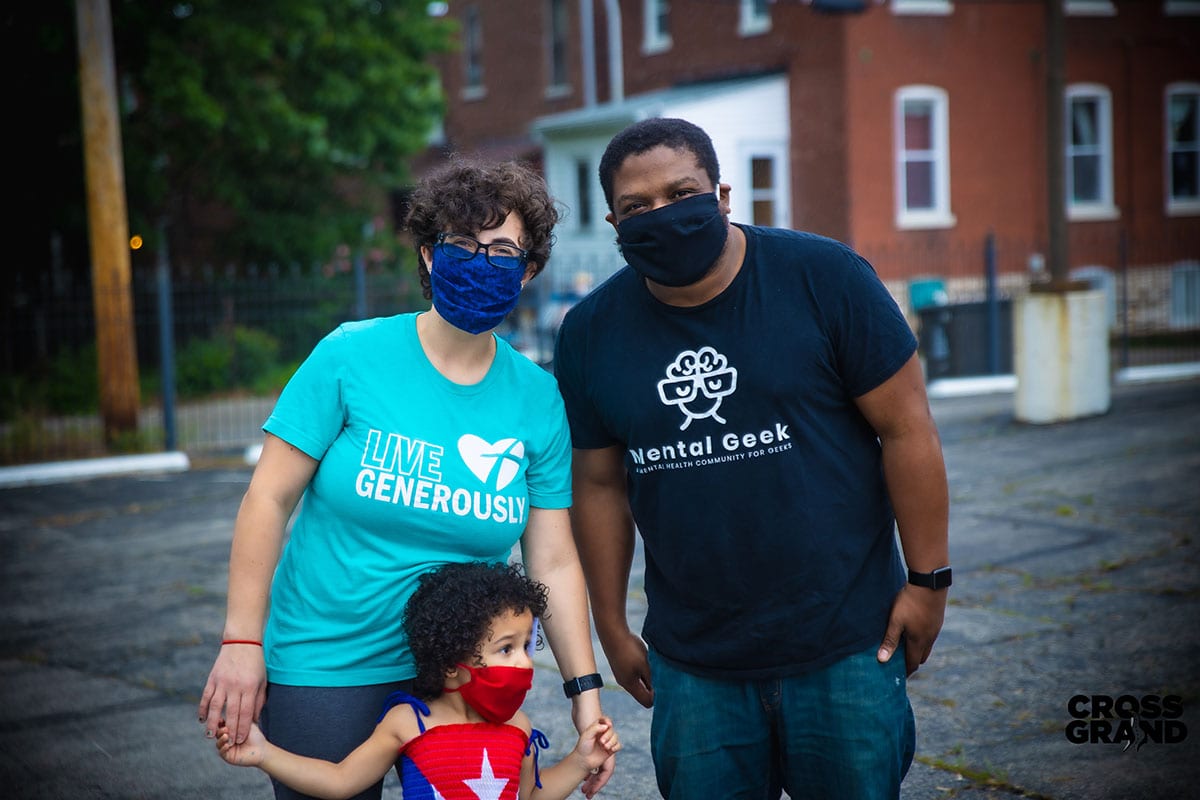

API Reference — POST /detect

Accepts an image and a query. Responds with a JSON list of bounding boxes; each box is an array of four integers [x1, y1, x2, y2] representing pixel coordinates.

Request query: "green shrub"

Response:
[[44, 343, 100, 414], [229, 326, 281, 386], [174, 325, 284, 399], [175, 335, 233, 398]]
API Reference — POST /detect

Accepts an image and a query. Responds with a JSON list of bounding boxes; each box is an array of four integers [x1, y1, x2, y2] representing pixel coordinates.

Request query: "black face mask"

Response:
[[616, 192, 728, 287]]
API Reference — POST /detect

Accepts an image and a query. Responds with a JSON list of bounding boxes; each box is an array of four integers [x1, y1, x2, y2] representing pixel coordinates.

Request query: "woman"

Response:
[[198, 159, 613, 800]]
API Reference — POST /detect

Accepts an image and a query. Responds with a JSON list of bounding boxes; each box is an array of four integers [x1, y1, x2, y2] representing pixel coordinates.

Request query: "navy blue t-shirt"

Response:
[[554, 224, 918, 679]]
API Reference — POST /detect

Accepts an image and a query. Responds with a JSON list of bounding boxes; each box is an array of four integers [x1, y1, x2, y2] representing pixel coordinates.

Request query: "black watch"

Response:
[[908, 566, 953, 590], [562, 673, 604, 698]]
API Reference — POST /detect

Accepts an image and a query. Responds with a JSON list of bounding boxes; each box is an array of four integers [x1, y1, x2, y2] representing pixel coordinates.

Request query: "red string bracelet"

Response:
[[221, 639, 263, 646]]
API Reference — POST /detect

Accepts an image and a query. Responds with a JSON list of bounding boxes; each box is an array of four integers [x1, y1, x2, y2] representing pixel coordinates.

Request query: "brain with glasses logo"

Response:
[[657, 347, 738, 430]]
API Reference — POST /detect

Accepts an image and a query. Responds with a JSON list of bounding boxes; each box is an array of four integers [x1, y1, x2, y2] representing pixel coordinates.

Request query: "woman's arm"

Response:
[[199, 433, 317, 744], [519, 505, 613, 796]]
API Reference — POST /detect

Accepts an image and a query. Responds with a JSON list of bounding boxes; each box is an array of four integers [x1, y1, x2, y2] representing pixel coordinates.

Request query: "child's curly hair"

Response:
[[404, 157, 560, 300], [404, 561, 549, 700]]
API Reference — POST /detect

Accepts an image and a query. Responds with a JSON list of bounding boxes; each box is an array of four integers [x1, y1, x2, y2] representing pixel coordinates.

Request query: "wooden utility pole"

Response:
[[75, 0, 140, 444], [1044, 0, 1069, 286]]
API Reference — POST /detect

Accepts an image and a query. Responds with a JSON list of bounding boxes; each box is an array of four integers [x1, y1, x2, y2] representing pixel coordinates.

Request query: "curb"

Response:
[[0, 451, 191, 489], [925, 361, 1200, 400]]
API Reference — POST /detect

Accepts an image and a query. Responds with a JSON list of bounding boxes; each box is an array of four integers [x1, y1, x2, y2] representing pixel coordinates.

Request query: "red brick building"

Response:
[[417, 0, 1200, 333]]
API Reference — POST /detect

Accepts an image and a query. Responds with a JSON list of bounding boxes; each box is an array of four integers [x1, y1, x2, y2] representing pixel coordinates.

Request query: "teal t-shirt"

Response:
[[262, 313, 572, 686]]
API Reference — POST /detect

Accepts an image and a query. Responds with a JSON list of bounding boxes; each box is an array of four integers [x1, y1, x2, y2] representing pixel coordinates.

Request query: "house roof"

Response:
[[530, 72, 786, 140]]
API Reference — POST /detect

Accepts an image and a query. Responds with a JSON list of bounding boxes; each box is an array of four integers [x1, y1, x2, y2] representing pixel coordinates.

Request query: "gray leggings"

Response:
[[259, 681, 413, 800]]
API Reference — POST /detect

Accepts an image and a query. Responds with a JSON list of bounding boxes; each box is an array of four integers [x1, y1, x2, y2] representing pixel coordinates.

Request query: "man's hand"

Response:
[[877, 584, 947, 676], [605, 630, 654, 709]]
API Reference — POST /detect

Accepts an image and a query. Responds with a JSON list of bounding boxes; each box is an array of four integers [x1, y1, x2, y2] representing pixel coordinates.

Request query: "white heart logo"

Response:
[[458, 435, 525, 491]]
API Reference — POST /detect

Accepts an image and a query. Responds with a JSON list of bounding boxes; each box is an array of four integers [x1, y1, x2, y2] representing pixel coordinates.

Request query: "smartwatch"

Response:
[[908, 566, 953, 590], [562, 673, 604, 698]]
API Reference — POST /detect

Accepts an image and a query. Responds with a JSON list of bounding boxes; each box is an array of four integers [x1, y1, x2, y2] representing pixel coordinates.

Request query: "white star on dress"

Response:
[[463, 749, 510, 800]]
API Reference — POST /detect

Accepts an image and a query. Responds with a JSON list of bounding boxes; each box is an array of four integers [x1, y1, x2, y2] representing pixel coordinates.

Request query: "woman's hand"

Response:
[[199, 642, 267, 745]]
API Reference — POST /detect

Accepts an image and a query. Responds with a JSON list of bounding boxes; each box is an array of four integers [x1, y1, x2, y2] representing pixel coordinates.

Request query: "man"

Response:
[[553, 117, 950, 799]]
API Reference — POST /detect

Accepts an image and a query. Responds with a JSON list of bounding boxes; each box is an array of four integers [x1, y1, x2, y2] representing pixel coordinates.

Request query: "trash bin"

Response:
[[909, 277, 949, 313], [918, 300, 1013, 380]]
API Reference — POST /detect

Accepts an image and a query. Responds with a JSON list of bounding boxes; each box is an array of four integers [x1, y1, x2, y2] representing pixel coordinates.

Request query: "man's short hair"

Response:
[[598, 117, 721, 212]]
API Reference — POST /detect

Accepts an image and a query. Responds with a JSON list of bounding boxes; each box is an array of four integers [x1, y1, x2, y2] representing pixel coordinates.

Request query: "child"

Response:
[[214, 561, 620, 800]]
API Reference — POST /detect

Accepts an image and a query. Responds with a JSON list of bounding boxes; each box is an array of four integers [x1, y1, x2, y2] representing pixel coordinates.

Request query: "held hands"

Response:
[[571, 691, 615, 798], [573, 716, 621, 775], [214, 719, 269, 767], [878, 583, 948, 676], [198, 642, 268, 745]]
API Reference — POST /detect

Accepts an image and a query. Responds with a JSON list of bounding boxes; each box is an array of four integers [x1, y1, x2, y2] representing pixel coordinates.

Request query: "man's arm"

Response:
[[570, 446, 653, 708], [854, 352, 950, 676]]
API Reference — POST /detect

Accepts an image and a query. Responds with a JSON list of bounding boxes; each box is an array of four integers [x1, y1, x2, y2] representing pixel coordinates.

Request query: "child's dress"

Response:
[[379, 692, 549, 800]]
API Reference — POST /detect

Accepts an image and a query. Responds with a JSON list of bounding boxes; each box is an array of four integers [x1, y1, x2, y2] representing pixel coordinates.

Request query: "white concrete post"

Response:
[[1014, 289, 1111, 424]]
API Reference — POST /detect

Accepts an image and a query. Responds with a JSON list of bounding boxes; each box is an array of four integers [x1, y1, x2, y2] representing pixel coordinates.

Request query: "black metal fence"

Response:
[[2, 236, 1198, 466]]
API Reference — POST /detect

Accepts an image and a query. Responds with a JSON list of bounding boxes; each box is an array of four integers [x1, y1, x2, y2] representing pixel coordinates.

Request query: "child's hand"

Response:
[[215, 719, 268, 767], [573, 715, 621, 772]]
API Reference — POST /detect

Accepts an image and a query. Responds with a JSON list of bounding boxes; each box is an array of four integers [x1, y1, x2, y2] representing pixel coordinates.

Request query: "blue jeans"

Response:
[[260, 681, 412, 800], [647, 645, 915, 800]]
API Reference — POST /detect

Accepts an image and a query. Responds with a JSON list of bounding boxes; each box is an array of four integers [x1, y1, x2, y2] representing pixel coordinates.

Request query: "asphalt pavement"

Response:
[[0, 377, 1197, 799]]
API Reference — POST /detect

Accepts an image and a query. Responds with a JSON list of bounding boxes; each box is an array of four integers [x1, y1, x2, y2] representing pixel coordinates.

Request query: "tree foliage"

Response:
[[118, 0, 453, 264], [8, 0, 453, 277]]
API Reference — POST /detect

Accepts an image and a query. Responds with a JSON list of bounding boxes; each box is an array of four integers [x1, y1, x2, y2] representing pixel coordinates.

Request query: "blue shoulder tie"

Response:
[[525, 728, 550, 789], [377, 691, 431, 733]]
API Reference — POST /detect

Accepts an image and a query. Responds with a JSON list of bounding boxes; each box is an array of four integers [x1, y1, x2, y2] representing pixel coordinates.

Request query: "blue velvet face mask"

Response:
[[429, 243, 525, 335]]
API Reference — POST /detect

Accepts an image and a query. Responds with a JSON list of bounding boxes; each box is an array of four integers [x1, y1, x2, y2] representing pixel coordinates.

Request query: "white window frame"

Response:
[[891, 0, 953, 16], [1065, 1, 1116, 16], [643, 0, 671, 54], [1065, 84, 1118, 221], [739, 0, 771, 35], [739, 142, 791, 228], [461, 4, 486, 100], [1166, 82, 1200, 216], [894, 86, 955, 230]]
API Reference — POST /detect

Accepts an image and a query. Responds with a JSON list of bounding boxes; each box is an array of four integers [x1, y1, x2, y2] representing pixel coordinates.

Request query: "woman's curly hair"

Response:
[[405, 158, 561, 300], [404, 561, 550, 700]]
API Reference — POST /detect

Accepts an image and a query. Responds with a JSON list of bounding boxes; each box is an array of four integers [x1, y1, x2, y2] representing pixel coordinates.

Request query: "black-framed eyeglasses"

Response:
[[436, 232, 528, 269]]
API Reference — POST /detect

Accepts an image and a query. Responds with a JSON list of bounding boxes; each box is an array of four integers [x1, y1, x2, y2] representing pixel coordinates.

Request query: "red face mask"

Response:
[[447, 663, 533, 724]]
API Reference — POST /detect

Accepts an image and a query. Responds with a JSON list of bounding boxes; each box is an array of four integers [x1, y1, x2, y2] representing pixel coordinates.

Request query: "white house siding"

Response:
[[533, 73, 791, 297]]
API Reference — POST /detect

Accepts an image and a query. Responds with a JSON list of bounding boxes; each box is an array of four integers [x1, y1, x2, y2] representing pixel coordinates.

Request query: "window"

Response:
[[547, 0, 570, 95], [749, 156, 778, 226], [575, 159, 593, 229], [1171, 261, 1200, 328], [1066, 84, 1117, 220], [895, 86, 954, 229], [739, 0, 770, 35], [1167, 83, 1200, 215], [643, 0, 671, 54], [891, 0, 953, 16], [1165, 1, 1200, 15], [462, 5, 485, 99], [1065, 1, 1115, 15]]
